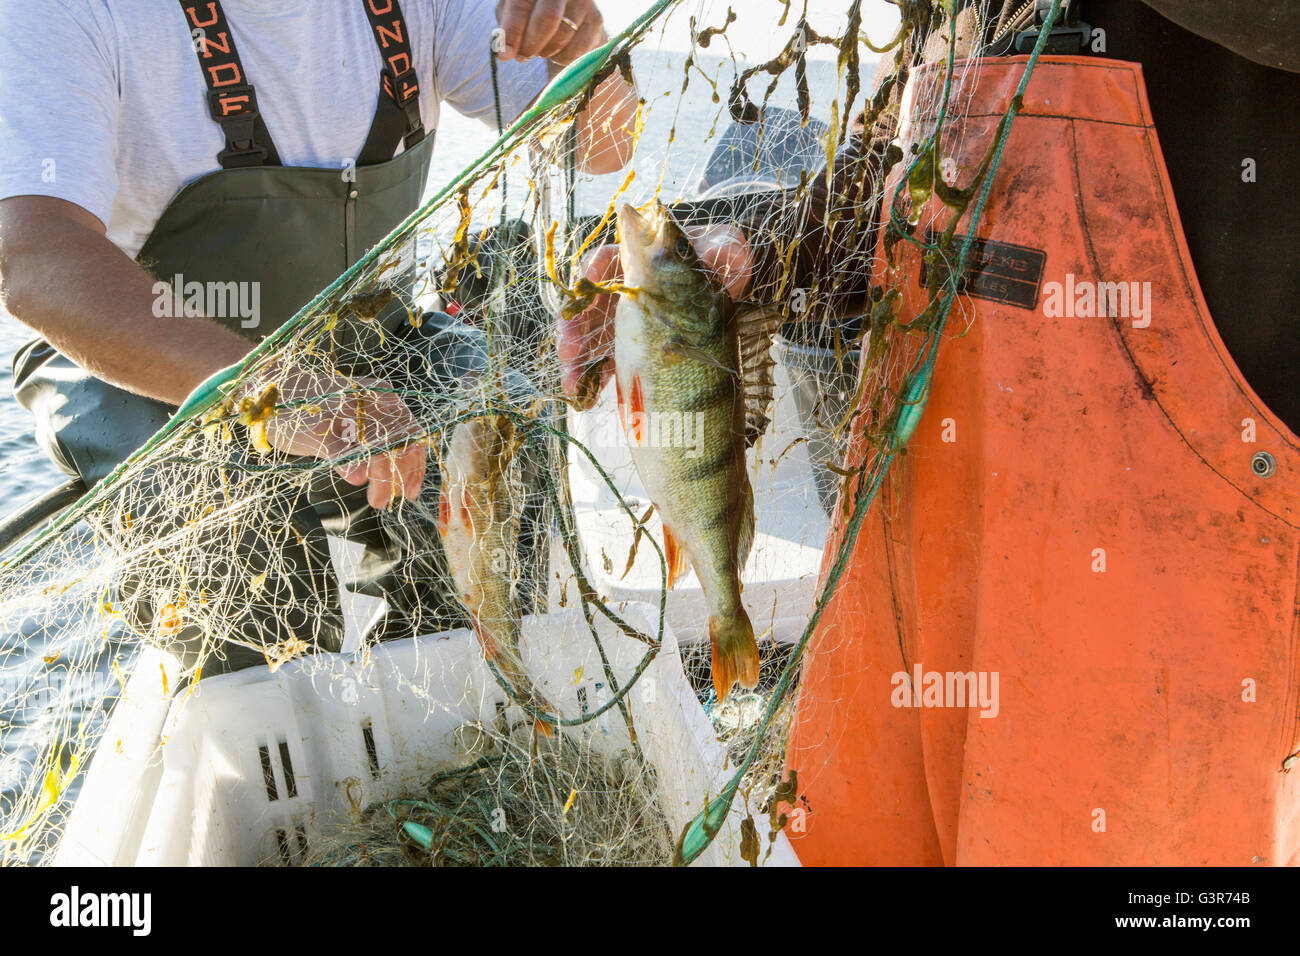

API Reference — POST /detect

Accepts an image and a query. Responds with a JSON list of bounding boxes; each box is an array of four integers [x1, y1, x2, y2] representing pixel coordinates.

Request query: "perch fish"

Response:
[[439, 414, 555, 736], [612, 201, 775, 701]]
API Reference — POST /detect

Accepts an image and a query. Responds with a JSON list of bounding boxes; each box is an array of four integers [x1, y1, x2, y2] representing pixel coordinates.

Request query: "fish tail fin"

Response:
[[710, 609, 759, 702], [470, 618, 496, 659], [488, 639, 555, 740], [532, 712, 556, 739]]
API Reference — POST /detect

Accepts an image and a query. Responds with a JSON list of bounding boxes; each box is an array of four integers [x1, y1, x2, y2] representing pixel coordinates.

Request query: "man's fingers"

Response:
[[353, 384, 424, 448], [692, 224, 753, 298], [541, 0, 594, 60], [551, 16, 601, 65], [381, 446, 425, 506], [331, 406, 369, 485], [396, 445, 427, 502], [558, 244, 621, 401], [257, 370, 427, 509], [365, 456, 398, 511], [319, 388, 425, 505], [330, 404, 374, 487], [582, 241, 622, 282], [537, 0, 579, 58], [333, 445, 424, 506], [517, 0, 566, 60], [336, 460, 370, 486], [496, 0, 534, 60], [368, 399, 421, 446], [551, 0, 605, 64]]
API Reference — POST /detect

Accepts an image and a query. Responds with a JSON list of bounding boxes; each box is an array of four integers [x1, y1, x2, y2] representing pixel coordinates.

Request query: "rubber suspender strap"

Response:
[[356, 0, 427, 164], [179, 1, 282, 168]]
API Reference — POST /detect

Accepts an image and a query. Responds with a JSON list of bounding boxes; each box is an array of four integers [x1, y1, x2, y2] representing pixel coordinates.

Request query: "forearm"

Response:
[[573, 68, 637, 174], [546, 34, 636, 175], [0, 198, 251, 405]]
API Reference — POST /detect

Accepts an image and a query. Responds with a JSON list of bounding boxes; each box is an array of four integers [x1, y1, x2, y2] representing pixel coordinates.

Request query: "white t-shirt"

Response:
[[0, 0, 548, 259]]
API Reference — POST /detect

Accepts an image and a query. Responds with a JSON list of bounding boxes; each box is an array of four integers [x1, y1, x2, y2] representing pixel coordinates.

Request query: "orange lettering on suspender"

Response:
[[198, 30, 232, 58], [368, 0, 395, 15], [394, 75, 418, 102], [207, 61, 243, 87], [386, 51, 411, 77], [216, 92, 250, 116], [186, 2, 219, 29], [375, 21, 404, 48]]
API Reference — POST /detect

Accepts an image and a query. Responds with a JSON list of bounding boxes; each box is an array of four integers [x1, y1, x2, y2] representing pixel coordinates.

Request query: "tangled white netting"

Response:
[[0, 0, 1059, 865]]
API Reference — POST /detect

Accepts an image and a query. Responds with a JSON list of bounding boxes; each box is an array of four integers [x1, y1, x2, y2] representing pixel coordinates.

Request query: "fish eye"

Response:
[[674, 236, 692, 258]]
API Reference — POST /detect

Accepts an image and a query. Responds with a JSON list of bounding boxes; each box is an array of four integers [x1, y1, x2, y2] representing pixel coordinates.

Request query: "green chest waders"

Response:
[[10, 0, 506, 673]]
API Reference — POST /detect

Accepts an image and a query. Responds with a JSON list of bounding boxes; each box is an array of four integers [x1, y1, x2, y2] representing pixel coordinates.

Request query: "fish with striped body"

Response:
[[439, 413, 555, 737], [612, 201, 775, 702]]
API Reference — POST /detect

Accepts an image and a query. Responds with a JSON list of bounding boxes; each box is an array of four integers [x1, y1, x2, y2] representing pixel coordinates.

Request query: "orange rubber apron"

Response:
[[787, 55, 1300, 866]]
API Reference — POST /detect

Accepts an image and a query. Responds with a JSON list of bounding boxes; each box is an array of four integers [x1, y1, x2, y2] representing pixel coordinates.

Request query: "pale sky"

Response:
[[601, 0, 901, 61]]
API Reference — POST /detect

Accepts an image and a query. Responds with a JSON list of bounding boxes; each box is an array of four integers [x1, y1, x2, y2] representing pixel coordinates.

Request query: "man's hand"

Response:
[[557, 224, 754, 405], [495, 0, 606, 66], [494, 0, 635, 174], [251, 368, 427, 511]]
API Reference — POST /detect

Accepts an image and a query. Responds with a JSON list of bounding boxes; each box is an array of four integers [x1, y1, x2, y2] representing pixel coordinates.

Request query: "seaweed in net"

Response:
[[301, 722, 672, 867]]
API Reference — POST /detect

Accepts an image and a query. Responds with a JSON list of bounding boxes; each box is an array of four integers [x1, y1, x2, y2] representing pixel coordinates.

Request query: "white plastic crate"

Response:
[[56, 602, 798, 867]]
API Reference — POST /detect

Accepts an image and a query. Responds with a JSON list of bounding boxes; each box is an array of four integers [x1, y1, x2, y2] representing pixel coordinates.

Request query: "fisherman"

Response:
[[561, 0, 1300, 865], [0, 0, 636, 673]]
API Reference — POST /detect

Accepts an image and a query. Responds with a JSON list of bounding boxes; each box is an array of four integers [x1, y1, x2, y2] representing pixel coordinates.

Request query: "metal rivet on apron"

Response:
[[349, 189, 359, 199], [1251, 451, 1276, 478]]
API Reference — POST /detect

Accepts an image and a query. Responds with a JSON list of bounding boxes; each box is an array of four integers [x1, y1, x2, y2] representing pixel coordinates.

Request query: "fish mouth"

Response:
[[617, 202, 662, 283], [617, 202, 655, 245], [618, 202, 655, 240]]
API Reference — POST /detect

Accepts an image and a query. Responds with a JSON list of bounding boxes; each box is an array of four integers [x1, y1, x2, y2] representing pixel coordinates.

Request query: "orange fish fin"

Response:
[[459, 488, 475, 537], [616, 375, 627, 436], [437, 488, 451, 535], [470, 616, 496, 659], [662, 524, 689, 590], [628, 373, 645, 445], [709, 610, 759, 702]]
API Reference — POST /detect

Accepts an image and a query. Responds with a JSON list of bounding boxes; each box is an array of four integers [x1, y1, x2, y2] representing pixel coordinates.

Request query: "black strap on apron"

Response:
[[179, 0, 281, 168], [357, 0, 427, 162], [179, 0, 425, 170]]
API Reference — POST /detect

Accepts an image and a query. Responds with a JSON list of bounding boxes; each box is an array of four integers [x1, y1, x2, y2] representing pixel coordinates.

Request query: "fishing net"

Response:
[[299, 721, 672, 867], [0, 0, 1064, 865]]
